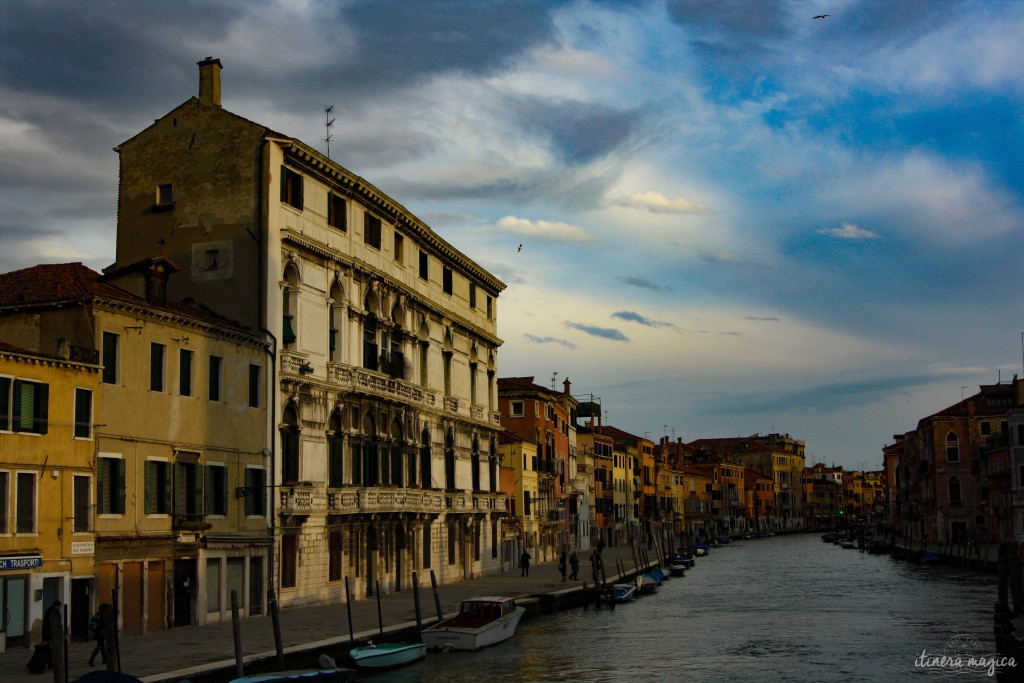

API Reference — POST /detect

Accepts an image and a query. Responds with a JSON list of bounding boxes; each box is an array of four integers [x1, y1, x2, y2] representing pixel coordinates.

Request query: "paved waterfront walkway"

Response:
[[0, 545, 647, 683]]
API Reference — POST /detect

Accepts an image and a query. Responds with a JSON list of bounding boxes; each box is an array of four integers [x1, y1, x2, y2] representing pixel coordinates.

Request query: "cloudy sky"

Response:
[[2, 0, 1023, 469]]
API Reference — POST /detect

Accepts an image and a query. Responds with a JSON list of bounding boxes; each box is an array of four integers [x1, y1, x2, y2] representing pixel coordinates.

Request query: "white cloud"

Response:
[[612, 190, 711, 214], [826, 152, 1022, 246], [817, 222, 879, 240], [490, 215, 595, 243]]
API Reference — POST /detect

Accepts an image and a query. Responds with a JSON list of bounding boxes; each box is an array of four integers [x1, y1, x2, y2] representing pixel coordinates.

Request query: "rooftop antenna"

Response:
[[322, 105, 335, 159], [551, 372, 558, 390]]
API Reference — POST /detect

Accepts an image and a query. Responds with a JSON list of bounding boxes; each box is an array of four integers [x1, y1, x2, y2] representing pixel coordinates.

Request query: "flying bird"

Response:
[[813, 14, 830, 19], [517, 244, 522, 252]]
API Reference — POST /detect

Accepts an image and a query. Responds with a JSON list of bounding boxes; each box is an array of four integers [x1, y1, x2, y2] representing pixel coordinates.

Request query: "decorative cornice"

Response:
[[280, 140, 505, 295]]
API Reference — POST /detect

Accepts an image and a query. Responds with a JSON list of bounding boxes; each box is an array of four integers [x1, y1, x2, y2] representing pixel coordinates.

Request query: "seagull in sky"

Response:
[[813, 14, 830, 19], [517, 244, 522, 252]]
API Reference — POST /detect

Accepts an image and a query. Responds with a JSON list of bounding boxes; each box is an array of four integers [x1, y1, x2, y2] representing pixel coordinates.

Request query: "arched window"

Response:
[[488, 439, 498, 493], [281, 404, 300, 483], [445, 429, 456, 490], [390, 418, 404, 487], [282, 264, 299, 349], [420, 428, 432, 489], [471, 437, 481, 492], [355, 412, 378, 487], [328, 410, 344, 488], [948, 476, 962, 505], [329, 281, 344, 363], [945, 431, 960, 463], [363, 314, 378, 371]]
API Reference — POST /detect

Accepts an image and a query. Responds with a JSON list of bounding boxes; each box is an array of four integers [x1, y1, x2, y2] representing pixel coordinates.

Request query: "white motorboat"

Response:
[[421, 596, 525, 651]]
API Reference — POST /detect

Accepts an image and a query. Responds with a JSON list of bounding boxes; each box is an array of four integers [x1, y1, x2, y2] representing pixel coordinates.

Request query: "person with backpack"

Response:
[[87, 604, 112, 667]]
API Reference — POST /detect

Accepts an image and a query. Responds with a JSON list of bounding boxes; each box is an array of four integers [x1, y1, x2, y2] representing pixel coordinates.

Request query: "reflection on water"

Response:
[[365, 533, 999, 682]]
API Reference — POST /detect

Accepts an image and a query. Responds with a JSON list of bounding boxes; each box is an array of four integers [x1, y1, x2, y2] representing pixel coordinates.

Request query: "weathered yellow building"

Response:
[[496, 430, 540, 564], [0, 259, 269, 634], [0, 342, 99, 648]]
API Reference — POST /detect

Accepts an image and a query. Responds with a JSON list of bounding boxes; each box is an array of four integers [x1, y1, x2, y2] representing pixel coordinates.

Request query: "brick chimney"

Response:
[[198, 57, 222, 107], [563, 377, 571, 395]]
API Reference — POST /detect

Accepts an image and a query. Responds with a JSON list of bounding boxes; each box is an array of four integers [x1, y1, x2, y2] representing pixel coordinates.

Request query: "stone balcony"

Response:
[[327, 487, 445, 514], [327, 363, 438, 409]]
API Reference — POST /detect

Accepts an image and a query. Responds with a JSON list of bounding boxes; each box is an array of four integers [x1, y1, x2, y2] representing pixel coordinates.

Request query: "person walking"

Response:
[[557, 551, 567, 582], [569, 550, 580, 580], [519, 549, 531, 577], [87, 604, 113, 667]]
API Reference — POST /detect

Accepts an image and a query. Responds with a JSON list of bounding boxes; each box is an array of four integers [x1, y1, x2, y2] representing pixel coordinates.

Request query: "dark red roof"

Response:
[[927, 383, 1015, 421], [0, 262, 252, 335]]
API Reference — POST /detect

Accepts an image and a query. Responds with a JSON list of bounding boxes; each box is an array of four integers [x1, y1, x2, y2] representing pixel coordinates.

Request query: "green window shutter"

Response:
[[0, 377, 9, 431], [97, 460, 106, 514], [115, 459, 126, 514], [244, 469, 255, 517], [145, 462, 155, 514], [194, 464, 204, 515], [35, 383, 47, 434]]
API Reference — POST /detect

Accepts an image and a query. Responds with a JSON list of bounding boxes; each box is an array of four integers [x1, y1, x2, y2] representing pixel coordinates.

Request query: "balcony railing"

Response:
[[472, 491, 508, 512], [327, 488, 445, 514], [172, 513, 211, 531], [326, 363, 438, 409], [280, 487, 315, 514]]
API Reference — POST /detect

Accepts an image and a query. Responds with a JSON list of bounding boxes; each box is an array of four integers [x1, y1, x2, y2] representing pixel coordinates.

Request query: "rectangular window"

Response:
[[157, 183, 174, 206], [328, 529, 343, 582], [244, 468, 266, 517], [204, 249, 219, 271], [364, 213, 382, 249], [393, 232, 404, 263], [281, 533, 298, 588], [469, 283, 477, 308], [328, 193, 347, 231], [447, 525, 456, 565], [97, 457, 125, 515], [150, 343, 165, 392], [102, 332, 119, 384], [248, 364, 261, 408], [174, 461, 204, 522], [981, 421, 992, 436], [329, 436, 344, 488], [12, 380, 48, 434], [282, 430, 299, 483], [280, 166, 303, 210], [486, 296, 493, 319], [16, 472, 35, 533], [510, 400, 524, 417], [206, 465, 227, 516], [179, 349, 194, 397], [442, 266, 453, 295], [209, 356, 222, 401], [73, 475, 91, 532], [419, 250, 429, 281], [144, 460, 171, 515], [0, 471, 8, 533], [74, 388, 92, 439], [422, 524, 432, 569]]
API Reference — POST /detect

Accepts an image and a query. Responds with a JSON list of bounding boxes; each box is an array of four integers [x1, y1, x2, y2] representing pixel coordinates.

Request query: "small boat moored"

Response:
[[229, 667, 354, 683], [612, 583, 636, 603], [421, 596, 525, 651], [348, 641, 426, 669]]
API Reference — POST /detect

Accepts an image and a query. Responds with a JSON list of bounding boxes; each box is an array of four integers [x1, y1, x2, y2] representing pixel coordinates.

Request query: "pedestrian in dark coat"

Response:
[[519, 549, 531, 577], [569, 551, 580, 580], [557, 551, 567, 582], [87, 603, 113, 667]]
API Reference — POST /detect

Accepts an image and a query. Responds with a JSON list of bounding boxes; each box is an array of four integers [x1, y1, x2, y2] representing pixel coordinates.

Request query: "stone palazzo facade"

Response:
[[111, 59, 508, 608]]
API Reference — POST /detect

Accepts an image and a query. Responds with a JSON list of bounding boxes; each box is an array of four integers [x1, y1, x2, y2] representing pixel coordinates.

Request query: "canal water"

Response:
[[367, 532, 1002, 682]]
